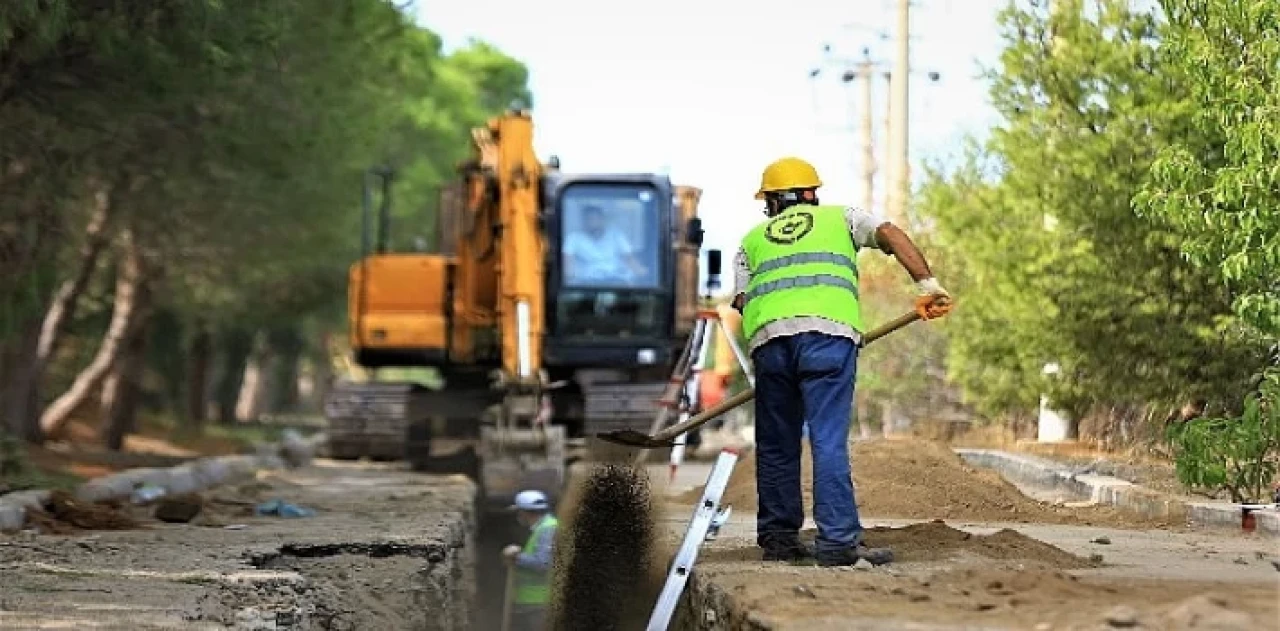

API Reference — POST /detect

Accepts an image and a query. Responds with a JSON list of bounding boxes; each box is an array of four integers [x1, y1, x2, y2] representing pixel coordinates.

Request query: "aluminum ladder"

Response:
[[645, 448, 739, 631]]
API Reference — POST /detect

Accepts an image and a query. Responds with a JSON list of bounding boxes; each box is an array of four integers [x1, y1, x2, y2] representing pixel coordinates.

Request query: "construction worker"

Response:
[[502, 489, 559, 630], [732, 157, 952, 567]]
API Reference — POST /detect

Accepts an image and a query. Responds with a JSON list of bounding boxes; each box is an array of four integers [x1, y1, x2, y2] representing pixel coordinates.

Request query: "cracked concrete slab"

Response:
[[0, 462, 476, 631]]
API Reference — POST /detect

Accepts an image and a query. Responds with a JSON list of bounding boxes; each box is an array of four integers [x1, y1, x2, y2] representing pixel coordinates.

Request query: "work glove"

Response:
[[913, 277, 954, 320], [502, 544, 521, 565]]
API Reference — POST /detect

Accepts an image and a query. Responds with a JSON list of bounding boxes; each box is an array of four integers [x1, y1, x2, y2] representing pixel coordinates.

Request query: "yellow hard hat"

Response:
[[754, 157, 822, 200]]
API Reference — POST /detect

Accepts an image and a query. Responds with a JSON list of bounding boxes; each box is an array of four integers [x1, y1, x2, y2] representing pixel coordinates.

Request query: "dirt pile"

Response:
[[153, 494, 204, 523], [691, 565, 1274, 630], [691, 438, 1169, 527], [860, 520, 1095, 567], [549, 463, 664, 631], [24, 489, 139, 533], [701, 520, 1096, 569]]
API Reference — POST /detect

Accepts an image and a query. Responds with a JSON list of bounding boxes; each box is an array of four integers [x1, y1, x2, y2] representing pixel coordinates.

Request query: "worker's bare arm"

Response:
[[875, 223, 933, 282]]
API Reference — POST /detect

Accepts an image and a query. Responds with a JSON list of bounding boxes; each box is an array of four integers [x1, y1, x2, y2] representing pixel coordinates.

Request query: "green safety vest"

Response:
[[741, 204, 864, 343], [514, 514, 559, 605]]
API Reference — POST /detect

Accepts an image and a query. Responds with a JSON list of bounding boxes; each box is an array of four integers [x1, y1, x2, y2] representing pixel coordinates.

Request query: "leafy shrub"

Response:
[[1168, 383, 1280, 503]]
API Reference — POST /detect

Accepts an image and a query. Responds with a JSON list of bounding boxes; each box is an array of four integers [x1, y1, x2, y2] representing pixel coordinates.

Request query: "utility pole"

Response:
[[886, 0, 911, 226], [810, 16, 937, 224], [850, 50, 876, 214], [882, 71, 892, 217]]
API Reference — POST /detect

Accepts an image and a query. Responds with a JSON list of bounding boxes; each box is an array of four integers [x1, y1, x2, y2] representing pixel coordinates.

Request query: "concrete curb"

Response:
[[954, 448, 1279, 538], [0, 431, 327, 532]]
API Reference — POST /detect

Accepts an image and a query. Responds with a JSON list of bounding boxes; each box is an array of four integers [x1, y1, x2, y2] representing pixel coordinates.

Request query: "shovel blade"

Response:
[[595, 429, 675, 449]]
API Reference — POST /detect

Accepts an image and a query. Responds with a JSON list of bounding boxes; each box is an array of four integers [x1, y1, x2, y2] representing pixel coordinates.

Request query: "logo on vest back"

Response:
[[763, 211, 815, 244]]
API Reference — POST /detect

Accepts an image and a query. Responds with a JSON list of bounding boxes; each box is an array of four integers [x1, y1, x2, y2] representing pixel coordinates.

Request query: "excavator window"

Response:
[[558, 183, 661, 289], [550, 181, 671, 343]]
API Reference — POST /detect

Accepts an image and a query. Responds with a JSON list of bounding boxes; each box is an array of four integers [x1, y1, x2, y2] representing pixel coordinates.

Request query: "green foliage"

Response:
[[917, 0, 1268, 422], [855, 254, 952, 416], [1136, 0, 1280, 337], [0, 430, 83, 493], [0, 430, 23, 477], [1167, 384, 1280, 502], [1, 2, 532, 434]]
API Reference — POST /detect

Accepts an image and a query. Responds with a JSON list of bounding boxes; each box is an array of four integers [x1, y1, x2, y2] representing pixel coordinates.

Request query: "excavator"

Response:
[[324, 107, 708, 511]]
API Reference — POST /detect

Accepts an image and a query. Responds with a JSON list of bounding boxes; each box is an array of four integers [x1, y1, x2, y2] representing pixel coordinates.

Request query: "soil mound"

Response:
[[861, 520, 1095, 567], [701, 520, 1095, 569], [688, 438, 1166, 527], [24, 489, 139, 533], [549, 464, 663, 631]]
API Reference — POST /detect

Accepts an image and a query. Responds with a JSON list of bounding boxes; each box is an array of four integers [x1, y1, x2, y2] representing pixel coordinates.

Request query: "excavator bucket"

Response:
[[478, 425, 566, 511]]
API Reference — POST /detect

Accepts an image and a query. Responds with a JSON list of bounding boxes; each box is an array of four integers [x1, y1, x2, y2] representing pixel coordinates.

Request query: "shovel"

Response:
[[500, 564, 516, 631], [596, 309, 925, 449]]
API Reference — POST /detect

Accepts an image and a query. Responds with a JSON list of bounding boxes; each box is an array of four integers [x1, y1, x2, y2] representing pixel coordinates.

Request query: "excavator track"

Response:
[[582, 381, 670, 435], [580, 380, 675, 461], [323, 380, 565, 511], [324, 382, 433, 461]]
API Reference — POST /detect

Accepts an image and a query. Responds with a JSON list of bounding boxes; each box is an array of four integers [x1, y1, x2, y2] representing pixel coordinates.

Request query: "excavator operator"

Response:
[[731, 156, 952, 567], [562, 204, 648, 285]]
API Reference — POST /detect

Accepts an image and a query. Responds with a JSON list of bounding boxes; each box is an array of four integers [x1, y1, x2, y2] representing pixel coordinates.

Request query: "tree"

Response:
[[1, 2, 533, 445], [1137, 0, 1280, 339], [916, 0, 1268, 431]]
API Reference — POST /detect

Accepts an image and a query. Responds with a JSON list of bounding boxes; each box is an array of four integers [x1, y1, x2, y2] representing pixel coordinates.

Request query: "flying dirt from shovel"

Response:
[[548, 463, 666, 631]]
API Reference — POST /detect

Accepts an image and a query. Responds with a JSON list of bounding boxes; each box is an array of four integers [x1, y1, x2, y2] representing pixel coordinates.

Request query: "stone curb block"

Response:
[[0, 490, 50, 531], [0, 504, 22, 531], [954, 448, 1278, 537], [1187, 502, 1280, 536], [2, 434, 323, 532]]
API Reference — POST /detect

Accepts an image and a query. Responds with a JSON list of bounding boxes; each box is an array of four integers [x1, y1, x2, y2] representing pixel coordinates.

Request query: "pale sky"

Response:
[[415, 0, 1007, 260]]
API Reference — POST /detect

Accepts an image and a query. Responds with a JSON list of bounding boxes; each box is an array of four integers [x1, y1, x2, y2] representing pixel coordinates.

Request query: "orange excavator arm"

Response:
[[454, 111, 546, 385], [492, 113, 545, 385]]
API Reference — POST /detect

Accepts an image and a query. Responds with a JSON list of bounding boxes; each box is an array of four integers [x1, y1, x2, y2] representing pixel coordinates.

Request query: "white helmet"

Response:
[[509, 489, 550, 512]]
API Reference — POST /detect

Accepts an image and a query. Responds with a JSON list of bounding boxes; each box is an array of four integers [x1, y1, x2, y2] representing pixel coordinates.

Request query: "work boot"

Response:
[[816, 543, 894, 567], [759, 534, 813, 561]]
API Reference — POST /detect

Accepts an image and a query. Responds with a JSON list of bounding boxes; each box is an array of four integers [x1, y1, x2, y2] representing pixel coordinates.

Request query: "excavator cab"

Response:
[[546, 175, 680, 365], [542, 173, 705, 442]]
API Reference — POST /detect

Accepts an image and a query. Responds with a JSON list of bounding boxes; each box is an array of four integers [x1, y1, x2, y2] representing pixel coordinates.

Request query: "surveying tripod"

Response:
[[633, 250, 752, 468]]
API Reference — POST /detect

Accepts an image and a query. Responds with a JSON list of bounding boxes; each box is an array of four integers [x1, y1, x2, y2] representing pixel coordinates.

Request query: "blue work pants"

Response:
[[752, 332, 862, 552]]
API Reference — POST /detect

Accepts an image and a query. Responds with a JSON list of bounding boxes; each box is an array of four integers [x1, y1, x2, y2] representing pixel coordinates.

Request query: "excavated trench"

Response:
[[209, 465, 674, 631], [244, 544, 470, 630], [671, 576, 763, 631], [194, 514, 479, 631]]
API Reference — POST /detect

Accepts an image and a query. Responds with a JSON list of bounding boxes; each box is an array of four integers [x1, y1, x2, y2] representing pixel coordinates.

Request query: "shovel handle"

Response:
[[862, 309, 923, 346], [500, 564, 516, 631], [651, 309, 923, 443]]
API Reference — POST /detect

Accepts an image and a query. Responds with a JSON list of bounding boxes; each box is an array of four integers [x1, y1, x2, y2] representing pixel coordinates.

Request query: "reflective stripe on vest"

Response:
[[740, 205, 864, 342], [752, 251, 857, 277], [514, 514, 558, 605], [743, 274, 859, 305]]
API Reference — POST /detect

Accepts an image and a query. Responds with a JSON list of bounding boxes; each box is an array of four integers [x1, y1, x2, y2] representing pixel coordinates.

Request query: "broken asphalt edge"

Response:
[[0, 431, 328, 532], [954, 448, 1279, 538]]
